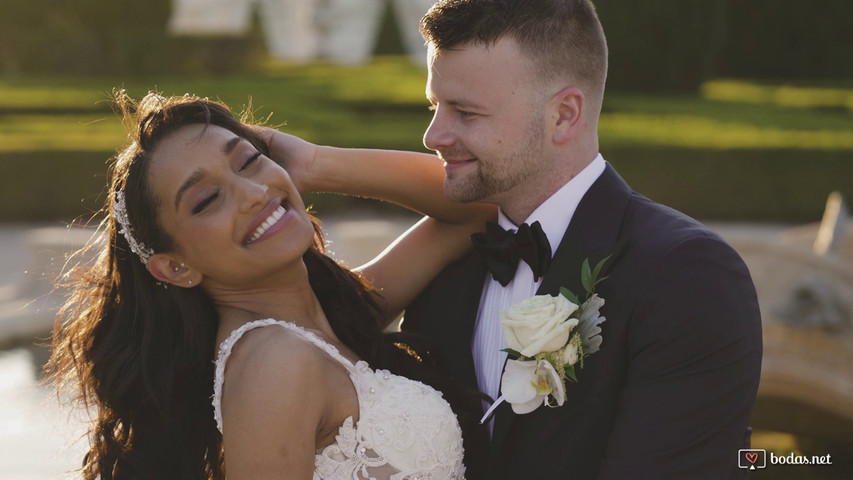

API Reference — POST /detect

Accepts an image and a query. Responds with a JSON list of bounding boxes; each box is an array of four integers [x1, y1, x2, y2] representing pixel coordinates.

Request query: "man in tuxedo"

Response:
[[401, 1, 763, 478]]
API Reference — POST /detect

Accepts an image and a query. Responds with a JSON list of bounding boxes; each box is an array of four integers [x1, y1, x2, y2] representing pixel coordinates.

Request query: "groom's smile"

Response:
[[440, 155, 478, 175]]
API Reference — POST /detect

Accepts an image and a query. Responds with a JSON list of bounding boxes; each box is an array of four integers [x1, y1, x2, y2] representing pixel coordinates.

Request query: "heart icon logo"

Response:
[[745, 452, 758, 464]]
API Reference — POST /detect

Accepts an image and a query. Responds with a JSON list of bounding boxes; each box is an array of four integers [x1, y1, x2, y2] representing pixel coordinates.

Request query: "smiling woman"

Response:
[[46, 91, 493, 479]]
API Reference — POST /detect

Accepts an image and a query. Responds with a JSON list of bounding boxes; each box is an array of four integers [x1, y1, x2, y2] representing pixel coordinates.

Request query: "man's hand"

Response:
[[255, 127, 319, 193]]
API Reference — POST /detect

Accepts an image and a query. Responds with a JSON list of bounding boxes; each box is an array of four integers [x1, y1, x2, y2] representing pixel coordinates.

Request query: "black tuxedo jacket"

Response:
[[403, 164, 762, 479]]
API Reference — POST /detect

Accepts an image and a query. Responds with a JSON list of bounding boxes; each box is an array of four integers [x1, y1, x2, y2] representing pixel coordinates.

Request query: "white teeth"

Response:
[[247, 205, 287, 244]]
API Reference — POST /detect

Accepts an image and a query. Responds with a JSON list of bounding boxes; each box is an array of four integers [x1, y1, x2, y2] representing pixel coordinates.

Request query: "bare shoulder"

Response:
[[222, 324, 335, 408], [218, 324, 347, 476]]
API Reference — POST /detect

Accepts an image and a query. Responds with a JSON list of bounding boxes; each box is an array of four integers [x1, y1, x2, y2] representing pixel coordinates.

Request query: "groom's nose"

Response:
[[423, 107, 454, 152]]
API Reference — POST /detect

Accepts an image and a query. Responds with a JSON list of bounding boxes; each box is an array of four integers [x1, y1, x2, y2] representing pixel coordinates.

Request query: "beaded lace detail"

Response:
[[213, 319, 466, 480]]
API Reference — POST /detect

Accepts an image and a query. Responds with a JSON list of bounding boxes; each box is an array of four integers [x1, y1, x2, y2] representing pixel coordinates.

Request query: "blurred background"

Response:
[[0, 0, 851, 478]]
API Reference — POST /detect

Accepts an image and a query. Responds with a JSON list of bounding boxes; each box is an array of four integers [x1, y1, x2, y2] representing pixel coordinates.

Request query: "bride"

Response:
[[48, 92, 492, 479]]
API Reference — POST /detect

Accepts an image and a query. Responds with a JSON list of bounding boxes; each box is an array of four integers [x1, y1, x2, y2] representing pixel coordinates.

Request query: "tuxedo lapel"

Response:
[[489, 163, 633, 460], [538, 222, 585, 297], [423, 252, 487, 389]]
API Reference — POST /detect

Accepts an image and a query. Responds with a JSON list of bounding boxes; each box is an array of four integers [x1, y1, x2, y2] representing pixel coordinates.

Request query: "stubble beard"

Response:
[[442, 117, 545, 205]]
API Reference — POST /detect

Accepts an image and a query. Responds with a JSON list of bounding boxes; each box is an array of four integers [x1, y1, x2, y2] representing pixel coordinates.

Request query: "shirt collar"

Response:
[[498, 154, 606, 255]]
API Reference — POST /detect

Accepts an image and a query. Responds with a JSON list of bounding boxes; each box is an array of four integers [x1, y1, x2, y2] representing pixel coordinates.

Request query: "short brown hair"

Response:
[[421, 0, 608, 98]]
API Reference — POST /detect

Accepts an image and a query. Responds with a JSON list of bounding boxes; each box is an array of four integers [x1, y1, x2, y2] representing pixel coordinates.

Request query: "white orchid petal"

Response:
[[510, 394, 545, 414], [537, 360, 566, 406], [500, 359, 539, 404]]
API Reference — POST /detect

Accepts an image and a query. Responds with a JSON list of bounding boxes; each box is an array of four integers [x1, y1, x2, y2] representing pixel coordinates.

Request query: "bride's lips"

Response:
[[242, 197, 293, 246]]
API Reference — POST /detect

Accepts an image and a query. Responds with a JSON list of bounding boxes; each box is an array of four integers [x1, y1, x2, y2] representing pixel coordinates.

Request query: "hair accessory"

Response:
[[112, 190, 155, 265]]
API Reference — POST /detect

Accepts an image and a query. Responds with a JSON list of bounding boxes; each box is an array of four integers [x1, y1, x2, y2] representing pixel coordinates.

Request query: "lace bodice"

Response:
[[213, 319, 466, 479]]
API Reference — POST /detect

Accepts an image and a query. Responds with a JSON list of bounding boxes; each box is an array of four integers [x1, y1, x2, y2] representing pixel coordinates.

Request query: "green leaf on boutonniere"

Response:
[[501, 347, 525, 359], [592, 253, 612, 281], [564, 363, 578, 383], [582, 254, 613, 298], [560, 286, 580, 305], [581, 258, 593, 295]]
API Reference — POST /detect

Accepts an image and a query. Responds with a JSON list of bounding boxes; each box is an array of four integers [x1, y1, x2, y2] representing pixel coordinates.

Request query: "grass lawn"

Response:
[[1, 56, 851, 221], [3, 57, 852, 153]]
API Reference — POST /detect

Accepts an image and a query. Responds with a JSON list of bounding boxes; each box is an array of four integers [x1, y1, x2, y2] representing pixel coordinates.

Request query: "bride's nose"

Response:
[[238, 180, 269, 212]]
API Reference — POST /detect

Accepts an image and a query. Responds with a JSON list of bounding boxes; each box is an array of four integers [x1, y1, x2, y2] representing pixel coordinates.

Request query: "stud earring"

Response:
[[188, 280, 193, 286]]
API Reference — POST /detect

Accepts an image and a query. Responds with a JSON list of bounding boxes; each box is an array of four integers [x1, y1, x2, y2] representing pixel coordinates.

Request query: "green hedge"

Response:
[[1, 151, 109, 222], [0, 150, 413, 223], [605, 147, 853, 222], [5, 147, 848, 224]]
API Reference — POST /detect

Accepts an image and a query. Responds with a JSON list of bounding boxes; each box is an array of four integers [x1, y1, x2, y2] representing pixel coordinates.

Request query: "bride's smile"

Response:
[[145, 123, 316, 289], [243, 199, 290, 246]]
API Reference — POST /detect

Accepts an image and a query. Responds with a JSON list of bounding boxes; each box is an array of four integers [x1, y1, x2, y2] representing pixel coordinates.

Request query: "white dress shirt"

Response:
[[472, 154, 606, 429]]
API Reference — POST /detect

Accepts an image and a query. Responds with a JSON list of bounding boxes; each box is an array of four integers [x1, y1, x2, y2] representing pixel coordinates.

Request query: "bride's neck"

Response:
[[210, 269, 332, 338]]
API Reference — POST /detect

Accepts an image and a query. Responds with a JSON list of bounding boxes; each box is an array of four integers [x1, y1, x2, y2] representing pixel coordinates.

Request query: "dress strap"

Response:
[[212, 318, 357, 434]]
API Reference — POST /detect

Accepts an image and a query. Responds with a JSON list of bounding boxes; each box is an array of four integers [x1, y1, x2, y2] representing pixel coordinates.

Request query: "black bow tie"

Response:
[[471, 221, 552, 287]]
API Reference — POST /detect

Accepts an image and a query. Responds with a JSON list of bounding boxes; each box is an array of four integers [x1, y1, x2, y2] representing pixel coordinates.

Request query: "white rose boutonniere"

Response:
[[481, 256, 611, 421], [500, 294, 578, 358]]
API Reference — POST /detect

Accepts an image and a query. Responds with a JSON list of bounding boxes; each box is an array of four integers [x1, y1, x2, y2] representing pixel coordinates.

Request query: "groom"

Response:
[[401, 1, 763, 479]]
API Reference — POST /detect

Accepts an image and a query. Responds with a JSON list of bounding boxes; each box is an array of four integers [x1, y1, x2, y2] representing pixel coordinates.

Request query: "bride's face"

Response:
[[147, 123, 315, 287]]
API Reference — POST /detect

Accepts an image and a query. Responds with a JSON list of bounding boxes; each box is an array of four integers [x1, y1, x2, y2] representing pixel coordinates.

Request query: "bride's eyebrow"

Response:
[[173, 135, 245, 210], [222, 135, 242, 154], [175, 168, 208, 211]]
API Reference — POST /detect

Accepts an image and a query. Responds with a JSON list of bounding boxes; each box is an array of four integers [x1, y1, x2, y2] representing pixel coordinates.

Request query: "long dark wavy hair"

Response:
[[47, 92, 486, 479]]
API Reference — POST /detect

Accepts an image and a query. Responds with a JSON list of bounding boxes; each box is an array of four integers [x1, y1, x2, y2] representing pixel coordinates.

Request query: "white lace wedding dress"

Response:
[[213, 319, 467, 479]]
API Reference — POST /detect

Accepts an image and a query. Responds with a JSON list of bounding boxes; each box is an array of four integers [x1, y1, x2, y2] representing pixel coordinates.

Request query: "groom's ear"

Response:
[[551, 86, 584, 145]]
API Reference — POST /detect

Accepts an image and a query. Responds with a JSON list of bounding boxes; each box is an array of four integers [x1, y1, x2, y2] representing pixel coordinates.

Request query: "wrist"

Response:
[[311, 145, 348, 194], [303, 145, 334, 192]]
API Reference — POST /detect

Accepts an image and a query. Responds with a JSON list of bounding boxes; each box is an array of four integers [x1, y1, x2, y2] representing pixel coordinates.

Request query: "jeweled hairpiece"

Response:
[[112, 190, 155, 264]]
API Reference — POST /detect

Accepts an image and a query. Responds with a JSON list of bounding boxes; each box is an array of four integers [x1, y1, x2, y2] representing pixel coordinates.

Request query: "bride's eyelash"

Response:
[[189, 150, 259, 215], [240, 152, 262, 171], [192, 191, 219, 214]]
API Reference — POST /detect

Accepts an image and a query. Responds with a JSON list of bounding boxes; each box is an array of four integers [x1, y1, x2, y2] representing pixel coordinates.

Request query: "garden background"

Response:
[[0, 1, 851, 479], [1, 0, 851, 223]]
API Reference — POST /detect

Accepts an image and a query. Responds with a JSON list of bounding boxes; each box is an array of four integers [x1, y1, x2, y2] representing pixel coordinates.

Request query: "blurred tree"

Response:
[[594, 0, 728, 93], [1, 0, 851, 87], [720, 0, 853, 80], [0, 0, 264, 76]]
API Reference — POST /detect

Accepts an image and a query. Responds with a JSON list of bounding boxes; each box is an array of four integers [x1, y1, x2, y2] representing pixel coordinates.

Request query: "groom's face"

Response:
[[423, 38, 549, 208]]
